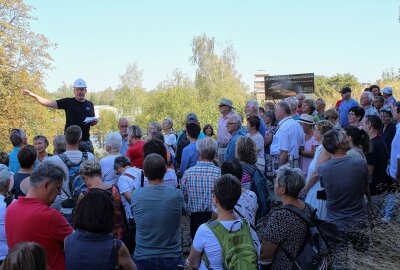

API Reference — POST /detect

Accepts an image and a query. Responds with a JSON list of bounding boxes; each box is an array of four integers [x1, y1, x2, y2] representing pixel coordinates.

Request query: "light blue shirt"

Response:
[[224, 130, 246, 162], [8, 147, 21, 174], [180, 142, 198, 175], [389, 123, 400, 179], [338, 99, 359, 127], [120, 136, 128, 156]]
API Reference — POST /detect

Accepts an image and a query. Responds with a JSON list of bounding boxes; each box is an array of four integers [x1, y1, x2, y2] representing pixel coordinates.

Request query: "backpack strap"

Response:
[[81, 152, 89, 162], [140, 171, 144, 188], [233, 208, 256, 231], [113, 238, 119, 270], [58, 153, 74, 168], [122, 173, 137, 180], [278, 204, 315, 263], [281, 203, 315, 226], [241, 162, 256, 177]]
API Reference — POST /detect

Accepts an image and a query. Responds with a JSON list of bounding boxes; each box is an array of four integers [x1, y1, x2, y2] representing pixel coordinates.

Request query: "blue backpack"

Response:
[[59, 152, 88, 208], [242, 163, 272, 218]]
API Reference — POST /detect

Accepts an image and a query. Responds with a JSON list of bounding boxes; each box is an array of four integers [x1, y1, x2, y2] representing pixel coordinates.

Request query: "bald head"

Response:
[[118, 118, 129, 137], [296, 93, 306, 108]]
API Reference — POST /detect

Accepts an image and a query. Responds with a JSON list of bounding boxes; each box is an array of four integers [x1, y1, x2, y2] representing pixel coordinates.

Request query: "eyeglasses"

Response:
[[381, 107, 392, 112], [226, 122, 237, 125], [348, 112, 355, 116], [120, 125, 128, 128]]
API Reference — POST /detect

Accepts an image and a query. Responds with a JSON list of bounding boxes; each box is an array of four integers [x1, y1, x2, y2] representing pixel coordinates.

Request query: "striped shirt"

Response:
[[181, 161, 221, 213]]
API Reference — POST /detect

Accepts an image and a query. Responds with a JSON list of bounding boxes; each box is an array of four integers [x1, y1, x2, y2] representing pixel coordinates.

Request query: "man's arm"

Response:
[[22, 89, 58, 109], [279, 150, 288, 166], [396, 158, 400, 181]]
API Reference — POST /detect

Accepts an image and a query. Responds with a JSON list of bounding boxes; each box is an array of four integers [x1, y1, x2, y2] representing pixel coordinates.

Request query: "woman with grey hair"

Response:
[[127, 125, 146, 168], [162, 118, 176, 159], [147, 121, 162, 138], [100, 131, 122, 185], [261, 165, 312, 269], [53, 135, 66, 155], [77, 160, 127, 241], [196, 137, 217, 161], [235, 136, 257, 190]]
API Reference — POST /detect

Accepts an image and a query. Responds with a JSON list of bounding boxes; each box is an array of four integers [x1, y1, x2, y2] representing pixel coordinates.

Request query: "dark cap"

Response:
[[186, 113, 198, 123], [340, 87, 351, 94]]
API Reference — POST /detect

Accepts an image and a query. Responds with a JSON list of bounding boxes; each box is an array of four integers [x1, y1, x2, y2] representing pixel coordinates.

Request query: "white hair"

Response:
[[229, 114, 242, 127], [196, 137, 218, 160], [284, 97, 298, 109], [246, 100, 259, 110], [363, 91, 374, 103], [105, 131, 122, 151]]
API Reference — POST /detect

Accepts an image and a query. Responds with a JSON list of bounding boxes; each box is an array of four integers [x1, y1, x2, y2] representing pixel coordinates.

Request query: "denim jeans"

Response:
[[134, 256, 184, 270], [382, 193, 397, 222]]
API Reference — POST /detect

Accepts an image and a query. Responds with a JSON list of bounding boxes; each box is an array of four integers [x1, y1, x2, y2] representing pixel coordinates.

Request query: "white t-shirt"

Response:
[[0, 194, 8, 260], [143, 168, 177, 187], [164, 132, 177, 157], [270, 116, 305, 159], [117, 167, 142, 220], [212, 190, 258, 226], [100, 154, 121, 185], [47, 150, 95, 214], [247, 132, 265, 159], [193, 219, 260, 270]]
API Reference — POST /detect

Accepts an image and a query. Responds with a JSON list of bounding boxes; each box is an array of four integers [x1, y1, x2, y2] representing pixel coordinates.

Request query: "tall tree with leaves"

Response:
[[114, 62, 146, 119], [0, 0, 64, 151], [190, 34, 249, 119]]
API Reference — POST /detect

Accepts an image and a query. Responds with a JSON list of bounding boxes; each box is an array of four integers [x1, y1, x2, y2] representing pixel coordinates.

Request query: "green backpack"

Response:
[[203, 219, 258, 270]]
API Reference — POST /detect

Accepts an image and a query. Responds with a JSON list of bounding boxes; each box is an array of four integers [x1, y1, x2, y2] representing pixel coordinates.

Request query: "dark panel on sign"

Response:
[[264, 73, 314, 99]]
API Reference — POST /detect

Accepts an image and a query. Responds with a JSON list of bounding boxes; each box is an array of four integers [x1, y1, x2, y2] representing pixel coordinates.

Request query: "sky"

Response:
[[25, 0, 400, 92]]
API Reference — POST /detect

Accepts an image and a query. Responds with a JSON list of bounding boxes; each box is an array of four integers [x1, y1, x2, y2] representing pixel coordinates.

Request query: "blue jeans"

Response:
[[382, 193, 396, 221], [134, 256, 184, 270]]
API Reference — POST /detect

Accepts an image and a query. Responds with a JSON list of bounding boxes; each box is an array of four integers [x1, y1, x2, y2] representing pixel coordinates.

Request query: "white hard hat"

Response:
[[73, 78, 87, 88]]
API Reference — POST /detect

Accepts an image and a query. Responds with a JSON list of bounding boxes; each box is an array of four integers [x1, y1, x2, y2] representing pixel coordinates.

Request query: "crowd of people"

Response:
[[0, 79, 398, 270]]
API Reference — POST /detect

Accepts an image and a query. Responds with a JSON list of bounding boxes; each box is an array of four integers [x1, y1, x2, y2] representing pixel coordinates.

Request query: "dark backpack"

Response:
[[59, 152, 88, 208], [242, 163, 272, 218], [280, 204, 340, 270]]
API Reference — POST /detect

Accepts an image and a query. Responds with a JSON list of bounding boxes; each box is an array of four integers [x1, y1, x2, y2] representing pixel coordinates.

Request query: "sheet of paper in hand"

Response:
[[83, 117, 98, 124]]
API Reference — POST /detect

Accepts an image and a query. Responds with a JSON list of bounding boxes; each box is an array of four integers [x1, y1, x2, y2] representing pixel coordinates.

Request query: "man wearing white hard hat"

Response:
[[22, 78, 97, 153]]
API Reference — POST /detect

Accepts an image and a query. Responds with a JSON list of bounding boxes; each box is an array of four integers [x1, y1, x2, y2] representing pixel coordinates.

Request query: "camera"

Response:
[[316, 188, 327, 200]]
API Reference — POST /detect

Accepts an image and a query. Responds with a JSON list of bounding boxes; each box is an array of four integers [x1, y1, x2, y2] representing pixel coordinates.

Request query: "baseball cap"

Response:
[[219, 98, 234, 108], [73, 78, 87, 88], [382, 87, 393, 95], [0, 164, 10, 184], [186, 113, 198, 123], [340, 87, 351, 94]]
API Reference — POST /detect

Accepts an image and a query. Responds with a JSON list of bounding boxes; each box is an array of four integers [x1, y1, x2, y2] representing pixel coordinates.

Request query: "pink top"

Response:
[[217, 111, 236, 146], [300, 136, 319, 177]]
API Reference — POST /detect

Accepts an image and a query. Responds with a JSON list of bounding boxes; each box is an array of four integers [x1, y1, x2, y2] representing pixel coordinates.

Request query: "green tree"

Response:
[[114, 63, 146, 119], [0, 0, 63, 151], [190, 34, 250, 118], [91, 109, 118, 150], [314, 73, 361, 107]]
